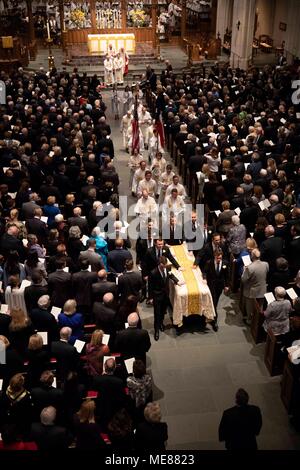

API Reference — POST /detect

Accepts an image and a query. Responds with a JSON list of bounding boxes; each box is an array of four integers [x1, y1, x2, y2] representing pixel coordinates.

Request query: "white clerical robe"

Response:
[[114, 56, 124, 84], [104, 58, 114, 85]]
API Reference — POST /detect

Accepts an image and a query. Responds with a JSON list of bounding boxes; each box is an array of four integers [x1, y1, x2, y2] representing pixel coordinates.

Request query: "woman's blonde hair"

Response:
[[90, 329, 104, 347], [9, 308, 30, 332], [246, 238, 257, 251], [63, 299, 77, 315], [47, 195, 56, 205], [28, 334, 43, 350], [144, 402, 162, 423], [10, 209, 19, 220], [77, 399, 96, 424]]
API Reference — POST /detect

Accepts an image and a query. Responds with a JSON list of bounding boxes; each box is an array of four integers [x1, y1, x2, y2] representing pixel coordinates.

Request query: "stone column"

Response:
[[90, 0, 97, 31], [230, 0, 256, 69], [181, 0, 187, 40], [26, 0, 35, 43], [121, 0, 126, 31], [216, 0, 233, 40], [58, 0, 67, 51], [152, 0, 158, 51]]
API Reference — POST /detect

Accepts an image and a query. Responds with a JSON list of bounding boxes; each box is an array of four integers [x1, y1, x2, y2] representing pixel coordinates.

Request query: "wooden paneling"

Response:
[[67, 28, 154, 45]]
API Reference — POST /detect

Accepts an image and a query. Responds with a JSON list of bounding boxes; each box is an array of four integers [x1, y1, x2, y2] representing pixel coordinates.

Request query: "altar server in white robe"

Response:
[[104, 54, 114, 86], [114, 53, 124, 85], [128, 148, 144, 189], [136, 170, 158, 199], [148, 128, 163, 163], [120, 110, 132, 150], [132, 160, 148, 196], [138, 106, 152, 149]]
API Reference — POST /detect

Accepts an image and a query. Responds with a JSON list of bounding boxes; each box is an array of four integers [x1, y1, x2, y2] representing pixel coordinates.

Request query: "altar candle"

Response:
[[47, 20, 51, 39]]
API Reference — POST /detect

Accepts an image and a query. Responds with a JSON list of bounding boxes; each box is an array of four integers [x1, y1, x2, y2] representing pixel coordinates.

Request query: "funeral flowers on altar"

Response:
[[129, 8, 146, 27], [70, 9, 86, 28]]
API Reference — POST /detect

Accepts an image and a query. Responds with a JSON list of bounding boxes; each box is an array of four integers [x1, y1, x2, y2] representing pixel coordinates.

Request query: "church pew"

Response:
[[264, 329, 285, 376], [250, 300, 266, 344], [280, 359, 298, 413]]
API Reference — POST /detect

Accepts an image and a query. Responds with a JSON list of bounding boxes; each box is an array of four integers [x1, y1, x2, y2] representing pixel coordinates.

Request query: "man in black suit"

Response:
[[164, 215, 184, 246], [67, 207, 89, 235], [30, 406, 71, 450], [93, 292, 117, 334], [143, 238, 181, 279], [24, 270, 48, 313], [188, 146, 205, 175], [72, 259, 98, 316], [287, 224, 300, 277], [185, 211, 211, 257], [0, 225, 26, 262], [202, 249, 229, 332], [26, 207, 49, 246], [149, 256, 181, 340], [93, 357, 126, 428], [194, 232, 228, 271], [29, 295, 59, 343], [31, 371, 63, 421], [117, 259, 143, 302], [136, 221, 159, 301], [114, 312, 151, 363], [219, 388, 262, 450], [92, 269, 118, 302], [260, 225, 284, 275], [48, 259, 73, 308], [50, 327, 80, 383], [107, 238, 133, 274]]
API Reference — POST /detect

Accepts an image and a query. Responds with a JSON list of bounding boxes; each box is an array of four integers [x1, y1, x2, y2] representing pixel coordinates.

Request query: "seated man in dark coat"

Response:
[[219, 388, 262, 450]]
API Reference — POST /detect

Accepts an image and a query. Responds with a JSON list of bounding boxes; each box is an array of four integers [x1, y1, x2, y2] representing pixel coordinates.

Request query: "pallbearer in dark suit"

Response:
[[185, 210, 212, 257], [149, 256, 182, 341], [202, 249, 229, 332]]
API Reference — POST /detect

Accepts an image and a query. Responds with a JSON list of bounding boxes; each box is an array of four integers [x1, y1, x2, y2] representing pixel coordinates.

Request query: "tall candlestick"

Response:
[[47, 20, 51, 40]]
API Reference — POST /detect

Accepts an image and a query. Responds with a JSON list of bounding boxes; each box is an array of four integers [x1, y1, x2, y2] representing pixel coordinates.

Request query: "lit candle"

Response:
[[47, 20, 51, 40]]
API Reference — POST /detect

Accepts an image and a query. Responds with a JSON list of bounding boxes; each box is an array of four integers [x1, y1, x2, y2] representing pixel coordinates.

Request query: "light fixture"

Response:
[[236, 20, 241, 30]]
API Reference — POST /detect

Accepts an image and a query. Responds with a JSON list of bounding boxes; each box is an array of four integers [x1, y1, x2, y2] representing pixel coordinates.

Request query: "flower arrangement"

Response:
[[70, 9, 86, 28], [129, 8, 146, 27]]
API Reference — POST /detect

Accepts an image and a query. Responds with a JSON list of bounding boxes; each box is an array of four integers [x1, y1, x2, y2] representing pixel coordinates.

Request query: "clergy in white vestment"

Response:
[[113, 53, 124, 85], [104, 55, 114, 86], [135, 190, 158, 229], [120, 111, 132, 150], [136, 170, 158, 199], [165, 174, 187, 200]]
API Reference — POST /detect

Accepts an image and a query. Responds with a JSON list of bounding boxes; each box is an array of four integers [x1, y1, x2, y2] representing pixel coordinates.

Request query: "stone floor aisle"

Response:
[[102, 89, 300, 450]]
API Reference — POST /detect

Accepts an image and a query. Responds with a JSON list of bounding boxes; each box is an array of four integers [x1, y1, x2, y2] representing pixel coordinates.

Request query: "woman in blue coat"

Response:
[[58, 299, 84, 345]]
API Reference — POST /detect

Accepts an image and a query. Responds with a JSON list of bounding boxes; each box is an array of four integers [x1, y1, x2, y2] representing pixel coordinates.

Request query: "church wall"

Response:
[[255, 0, 276, 38]]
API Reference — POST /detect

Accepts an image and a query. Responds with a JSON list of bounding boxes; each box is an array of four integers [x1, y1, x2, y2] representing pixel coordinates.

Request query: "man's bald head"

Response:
[[103, 293, 114, 305], [128, 312, 139, 327], [98, 269, 108, 280]]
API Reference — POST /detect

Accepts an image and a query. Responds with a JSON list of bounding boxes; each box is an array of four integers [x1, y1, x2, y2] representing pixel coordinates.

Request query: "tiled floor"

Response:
[[104, 91, 300, 450]]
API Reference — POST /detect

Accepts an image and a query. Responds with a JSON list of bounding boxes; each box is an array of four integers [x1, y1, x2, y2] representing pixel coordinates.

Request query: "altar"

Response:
[[88, 33, 135, 55]]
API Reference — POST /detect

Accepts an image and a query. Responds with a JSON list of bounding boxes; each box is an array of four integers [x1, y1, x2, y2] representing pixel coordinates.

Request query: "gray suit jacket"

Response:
[[22, 201, 41, 220], [241, 259, 269, 299], [79, 250, 104, 272]]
